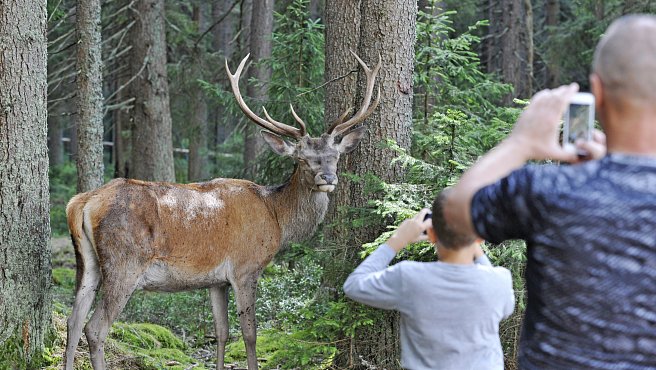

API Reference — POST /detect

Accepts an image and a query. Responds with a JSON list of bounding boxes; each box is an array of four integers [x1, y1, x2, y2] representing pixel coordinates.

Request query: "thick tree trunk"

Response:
[[129, 0, 175, 182], [322, 0, 361, 283], [76, 0, 105, 192], [242, 0, 273, 179], [325, 0, 416, 368], [0, 0, 51, 364]]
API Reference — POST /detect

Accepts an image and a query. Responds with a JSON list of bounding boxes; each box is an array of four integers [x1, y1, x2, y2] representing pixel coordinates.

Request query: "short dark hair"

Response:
[[431, 188, 477, 250]]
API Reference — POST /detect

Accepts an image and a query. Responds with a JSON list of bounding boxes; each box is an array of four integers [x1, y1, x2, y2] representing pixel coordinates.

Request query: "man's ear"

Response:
[[261, 131, 295, 156], [590, 73, 604, 113], [335, 127, 366, 153]]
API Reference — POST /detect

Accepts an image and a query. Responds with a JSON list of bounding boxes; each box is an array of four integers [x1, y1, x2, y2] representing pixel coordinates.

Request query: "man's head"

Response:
[[429, 188, 478, 250], [591, 15, 656, 111]]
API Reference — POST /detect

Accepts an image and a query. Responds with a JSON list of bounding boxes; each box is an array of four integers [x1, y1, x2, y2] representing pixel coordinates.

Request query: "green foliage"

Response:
[[49, 163, 78, 236]]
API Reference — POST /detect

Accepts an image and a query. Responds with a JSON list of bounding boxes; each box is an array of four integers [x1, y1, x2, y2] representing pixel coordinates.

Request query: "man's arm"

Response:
[[444, 84, 585, 238]]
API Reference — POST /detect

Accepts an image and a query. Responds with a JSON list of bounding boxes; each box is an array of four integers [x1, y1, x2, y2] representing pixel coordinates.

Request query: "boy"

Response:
[[343, 191, 515, 370]]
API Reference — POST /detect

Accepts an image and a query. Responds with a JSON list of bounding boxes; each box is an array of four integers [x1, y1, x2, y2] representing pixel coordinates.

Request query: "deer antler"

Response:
[[327, 51, 382, 136], [225, 55, 306, 139]]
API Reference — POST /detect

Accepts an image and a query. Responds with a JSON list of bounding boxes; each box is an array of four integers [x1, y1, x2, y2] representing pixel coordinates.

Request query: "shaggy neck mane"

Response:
[[264, 166, 329, 247]]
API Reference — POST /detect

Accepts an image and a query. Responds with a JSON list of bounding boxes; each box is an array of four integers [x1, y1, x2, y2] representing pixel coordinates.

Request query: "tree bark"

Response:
[[128, 0, 175, 182], [242, 0, 273, 179], [324, 0, 416, 367], [48, 112, 65, 166], [545, 0, 561, 88], [76, 0, 105, 192], [486, 0, 533, 102], [0, 0, 51, 363]]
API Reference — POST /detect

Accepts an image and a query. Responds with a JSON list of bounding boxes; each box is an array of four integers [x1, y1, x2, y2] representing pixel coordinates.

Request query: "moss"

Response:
[[0, 333, 50, 370], [110, 322, 184, 350], [52, 268, 76, 290], [110, 322, 203, 369]]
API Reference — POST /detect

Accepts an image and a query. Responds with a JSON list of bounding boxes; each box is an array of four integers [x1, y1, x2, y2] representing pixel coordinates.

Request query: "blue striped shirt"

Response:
[[472, 154, 656, 369]]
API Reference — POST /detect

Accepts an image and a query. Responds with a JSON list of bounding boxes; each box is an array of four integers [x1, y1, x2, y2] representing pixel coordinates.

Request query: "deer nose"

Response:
[[320, 174, 337, 184]]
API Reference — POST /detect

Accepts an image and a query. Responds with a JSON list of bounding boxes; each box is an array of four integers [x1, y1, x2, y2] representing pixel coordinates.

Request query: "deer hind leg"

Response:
[[84, 264, 144, 370], [210, 284, 230, 370], [64, 235, 101, 370], [234, 275, 259, 370]]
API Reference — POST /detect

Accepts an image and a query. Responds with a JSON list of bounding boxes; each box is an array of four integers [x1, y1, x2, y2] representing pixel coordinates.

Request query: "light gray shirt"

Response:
[[343, 244, 514, 370]]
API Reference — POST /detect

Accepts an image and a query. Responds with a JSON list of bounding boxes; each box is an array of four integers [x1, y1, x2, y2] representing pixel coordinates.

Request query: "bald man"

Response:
[[444, 15, 656, 369]]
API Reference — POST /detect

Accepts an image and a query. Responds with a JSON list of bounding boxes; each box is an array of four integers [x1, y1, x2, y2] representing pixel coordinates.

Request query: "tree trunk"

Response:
[[308, 0, 323, 21], [128, 0, 175, 182], [212, 0, 238, 148], [48, 112, 65, 166], [325, 0, 416, 367], [242, 0, 273, 179], [545, 0, 560, 88], [188, 3, 210, 182], [322, 0, 361, 290], [486, 0, 533, 102], [76, 0, 105, 192], [0, 0, 51, 364]]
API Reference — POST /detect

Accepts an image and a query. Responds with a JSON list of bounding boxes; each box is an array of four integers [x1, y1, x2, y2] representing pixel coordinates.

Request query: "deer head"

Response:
[[225, 51, 381, 193]]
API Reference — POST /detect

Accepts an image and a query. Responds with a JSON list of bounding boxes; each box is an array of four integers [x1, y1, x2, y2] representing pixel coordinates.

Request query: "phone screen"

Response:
[[566, 103, 592, 144]]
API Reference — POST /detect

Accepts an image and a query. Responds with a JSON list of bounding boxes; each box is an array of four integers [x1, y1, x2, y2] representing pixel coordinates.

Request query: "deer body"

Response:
[[64, 52, 381, 370]]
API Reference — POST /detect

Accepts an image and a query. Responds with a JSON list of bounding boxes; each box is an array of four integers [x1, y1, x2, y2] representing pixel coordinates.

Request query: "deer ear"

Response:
[[335, 127, 366, 153], [261, 131, 295, 156]]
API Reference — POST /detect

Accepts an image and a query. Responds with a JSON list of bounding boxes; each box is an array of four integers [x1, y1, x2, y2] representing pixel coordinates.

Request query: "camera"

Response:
[[562, 92, 595, 156], [422, 212, 432, 234]]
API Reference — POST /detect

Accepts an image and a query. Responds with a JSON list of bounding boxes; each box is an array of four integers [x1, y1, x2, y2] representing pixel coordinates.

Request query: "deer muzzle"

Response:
[[316, 173, 338, 192]]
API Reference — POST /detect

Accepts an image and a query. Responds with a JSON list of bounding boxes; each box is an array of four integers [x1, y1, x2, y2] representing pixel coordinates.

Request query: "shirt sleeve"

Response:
[[343, 244, 403, 311], [501, 269, 516, 319], [471, 166, 541, 243]]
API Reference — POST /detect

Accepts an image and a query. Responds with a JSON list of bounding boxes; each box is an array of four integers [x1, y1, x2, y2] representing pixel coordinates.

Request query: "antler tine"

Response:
[[326, 107, 352, 134], [225, 55, 302, 139], [289, 104, 307, 137], [331, 52, 382, 136]]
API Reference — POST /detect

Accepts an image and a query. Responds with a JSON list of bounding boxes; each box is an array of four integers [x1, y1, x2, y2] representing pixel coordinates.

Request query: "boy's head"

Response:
[[429, 188, 477, 250]]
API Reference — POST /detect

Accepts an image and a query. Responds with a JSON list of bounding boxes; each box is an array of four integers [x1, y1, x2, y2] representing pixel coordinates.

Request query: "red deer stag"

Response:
[[63, 51, 381, 370]]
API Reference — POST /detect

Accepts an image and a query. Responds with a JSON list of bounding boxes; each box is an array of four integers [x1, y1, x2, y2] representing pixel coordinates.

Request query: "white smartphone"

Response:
[[562, 92, 595, 155]]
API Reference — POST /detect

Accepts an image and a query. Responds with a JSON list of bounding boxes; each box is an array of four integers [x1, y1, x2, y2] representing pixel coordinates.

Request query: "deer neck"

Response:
[[266, 166, 330, 247]]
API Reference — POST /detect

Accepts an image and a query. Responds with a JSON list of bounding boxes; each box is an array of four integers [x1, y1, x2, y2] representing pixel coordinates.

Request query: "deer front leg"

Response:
[[209, 284, 230, 370], [234, 276, 259, 370]]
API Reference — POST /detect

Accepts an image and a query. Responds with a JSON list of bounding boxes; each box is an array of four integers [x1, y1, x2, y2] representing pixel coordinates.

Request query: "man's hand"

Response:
[[508, 83, 581, 163], [386, 209, 433, 253], [576, 129, 607, 161]]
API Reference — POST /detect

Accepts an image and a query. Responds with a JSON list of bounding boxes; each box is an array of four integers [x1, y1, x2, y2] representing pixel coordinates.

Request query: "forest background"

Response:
[[1, 0, 655, 369]]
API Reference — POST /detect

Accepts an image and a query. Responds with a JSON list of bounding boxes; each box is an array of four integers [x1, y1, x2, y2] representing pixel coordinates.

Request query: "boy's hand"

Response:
[[386, 209, 432, 253]]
